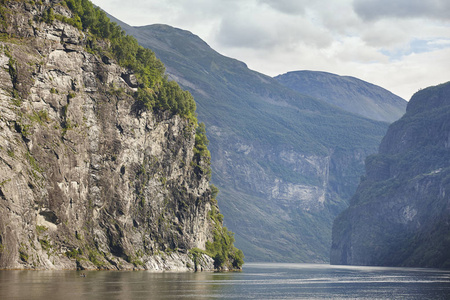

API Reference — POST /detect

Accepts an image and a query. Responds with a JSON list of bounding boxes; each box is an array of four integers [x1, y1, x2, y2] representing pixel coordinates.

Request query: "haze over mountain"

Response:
[[331, 82, 450, 268], [109, 15, 391, 262], [275, 71, 407, 123]]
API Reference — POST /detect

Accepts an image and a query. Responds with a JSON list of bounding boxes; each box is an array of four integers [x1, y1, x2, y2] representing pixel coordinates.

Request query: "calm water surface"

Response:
[[1, 263, 450, 299]]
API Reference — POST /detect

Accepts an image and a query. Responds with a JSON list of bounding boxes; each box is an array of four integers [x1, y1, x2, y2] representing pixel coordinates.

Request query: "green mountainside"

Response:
[[331, 82, 450, 268], [108, 17, 391, 262], [275, 71, 406, 123]]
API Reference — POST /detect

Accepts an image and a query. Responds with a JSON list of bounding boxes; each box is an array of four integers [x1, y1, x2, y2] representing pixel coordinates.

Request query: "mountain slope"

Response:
[[0, 0, 242, 271], [275, 71, 406, 123], [331, 82, 450, 268], [109, 17, 390, 262]]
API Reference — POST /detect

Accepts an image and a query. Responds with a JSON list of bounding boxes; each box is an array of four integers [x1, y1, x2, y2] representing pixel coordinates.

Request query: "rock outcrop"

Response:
[[331, 82, 450, 268], [0, 0, 222, 271]]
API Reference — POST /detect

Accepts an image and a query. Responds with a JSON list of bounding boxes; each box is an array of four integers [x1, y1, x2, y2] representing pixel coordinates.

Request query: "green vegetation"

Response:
[[188, 247, 206, 270], [210, 184, 219, 203], [67, 91, 76, 99], [59, 0, 196, 120], [61, 104, 72, 134], [36, 225, 48, 234], [205, 207, 244, 269], [65, 248, 82, 259], [75, 231, 83, 240], [0, 0, 9, 34], [39, 238, 51, 251], [206, 227, 244, 269], [194, 122, 210, 159], [41, 7, 55, 24], [29, 110, 50, 124], [187, 190, 244, 270], [19, 247, 29, 262], [88, 249, 103, 266], [5, 47, 21, 103], [191, 122, 212, 178], [7, 54, 17, 84], [26, 151, 42, 174], [13, 120, 31, 139], [126, 254, 144, 267], [0, 0, 197, 119]]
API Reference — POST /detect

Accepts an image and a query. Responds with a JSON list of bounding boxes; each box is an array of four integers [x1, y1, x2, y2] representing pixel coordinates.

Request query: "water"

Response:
[[1, 263, 450, 299]]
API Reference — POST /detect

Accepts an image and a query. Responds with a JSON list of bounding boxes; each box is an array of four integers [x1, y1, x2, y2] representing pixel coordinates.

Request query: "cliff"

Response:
[[107, 20, 389, 262], [331, 82, 450, 268], [275, 70, 406, 123], [0, 0, 241, 271]]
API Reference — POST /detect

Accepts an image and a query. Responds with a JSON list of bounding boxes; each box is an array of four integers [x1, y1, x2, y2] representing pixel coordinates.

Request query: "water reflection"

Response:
[[0, 270, 244, 299], [1, 264, 449, 299]]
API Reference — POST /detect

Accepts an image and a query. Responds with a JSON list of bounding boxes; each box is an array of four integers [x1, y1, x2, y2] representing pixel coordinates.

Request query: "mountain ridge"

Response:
[[108, 16, 390, 262], [275, 70, 406, 123], [331, 81, 450, 268]]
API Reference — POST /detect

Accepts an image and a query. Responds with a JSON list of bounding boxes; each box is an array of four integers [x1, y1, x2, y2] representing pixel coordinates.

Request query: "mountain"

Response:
[[275, 71, 406, 123], [108, 17, 391, 262], [0, 0, 242, 270], [331, 82, 450, 268]]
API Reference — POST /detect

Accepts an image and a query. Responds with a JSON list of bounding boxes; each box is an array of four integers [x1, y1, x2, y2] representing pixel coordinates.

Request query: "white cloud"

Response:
[[91, 0, 450, 100], [215, 7, 332, 50], [353, 47, 450, 100], [360, 20, 416, 49]]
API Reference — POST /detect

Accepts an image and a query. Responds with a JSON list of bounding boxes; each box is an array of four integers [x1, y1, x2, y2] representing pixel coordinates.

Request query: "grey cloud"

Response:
[[216, 16, 276, 49], [360, 20, 414, 48], [354, 0, 450, 21], [215, 12, 332, 51], [258, 0, 307, 15], [92, 0, 450, 102]]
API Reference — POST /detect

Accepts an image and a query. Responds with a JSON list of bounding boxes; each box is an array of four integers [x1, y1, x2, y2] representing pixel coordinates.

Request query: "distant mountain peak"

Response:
[[331, 81, 450, 268], [275, 70, 407, 123], [112, 17, 389, 263]]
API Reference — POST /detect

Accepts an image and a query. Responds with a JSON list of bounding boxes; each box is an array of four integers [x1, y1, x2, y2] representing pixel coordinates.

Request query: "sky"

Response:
[[90, 0, 450, 100]]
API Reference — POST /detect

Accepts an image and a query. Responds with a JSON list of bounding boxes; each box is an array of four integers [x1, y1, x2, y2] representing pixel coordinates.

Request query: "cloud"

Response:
[[219, 33, 450, 100], [91, 0, 450, 101], [215, 8, 332, 50], [353, 0, 450, 21], [329, 37, 388, 63], [258, 0, 308, 15], [379, 38, 450, 61], [353, 47, 450, 100], [359, 19, 416, 48]]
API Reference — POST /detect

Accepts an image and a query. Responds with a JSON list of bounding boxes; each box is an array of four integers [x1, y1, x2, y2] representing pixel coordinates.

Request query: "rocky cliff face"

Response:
[[111, 21, 388, 262], [0, 0, 218, 270], [212, 135, 372, 262], [331, 82, 450, 268]]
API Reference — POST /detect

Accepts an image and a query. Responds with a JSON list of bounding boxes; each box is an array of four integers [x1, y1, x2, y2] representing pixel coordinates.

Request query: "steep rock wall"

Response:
[[209, 125, 373, 262], [112, 21, 388, 263], [331, 82, 450, 268], [0, 0, 215, 270]]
